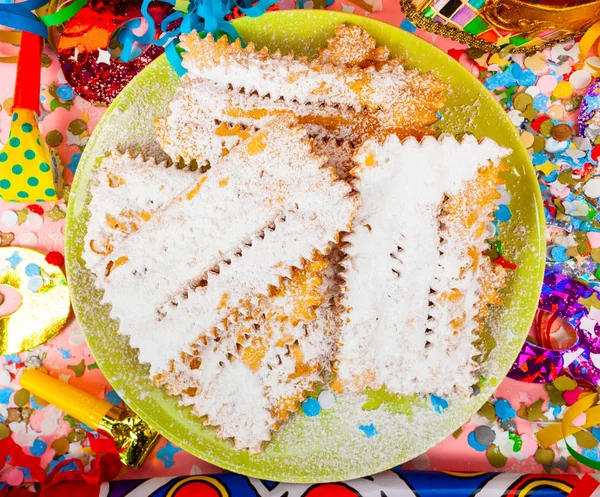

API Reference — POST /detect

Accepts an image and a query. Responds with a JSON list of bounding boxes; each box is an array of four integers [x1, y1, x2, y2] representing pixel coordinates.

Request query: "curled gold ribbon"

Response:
[[0, 30, 21, 63], [579, 21, 600, 72]]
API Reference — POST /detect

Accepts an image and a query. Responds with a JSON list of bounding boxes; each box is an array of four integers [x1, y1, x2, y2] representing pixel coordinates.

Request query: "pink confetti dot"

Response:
[[519, 433, 538, 457], [6, 468, 24, 486], [537, 74, 558, 94], [588, 232, 600, 249], [18, 232, 38, 248]]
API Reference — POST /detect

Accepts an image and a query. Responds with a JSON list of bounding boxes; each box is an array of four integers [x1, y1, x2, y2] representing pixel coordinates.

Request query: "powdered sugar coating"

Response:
[[91, 116, 357, 375], [82, 152, 197, 268], [336, 135, 510, 396]]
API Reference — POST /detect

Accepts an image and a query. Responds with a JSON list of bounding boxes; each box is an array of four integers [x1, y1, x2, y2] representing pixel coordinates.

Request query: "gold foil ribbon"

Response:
[[0, 30, 21, 64]]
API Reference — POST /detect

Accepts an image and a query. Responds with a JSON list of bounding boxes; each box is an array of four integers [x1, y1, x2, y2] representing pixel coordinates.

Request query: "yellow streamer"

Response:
[[0, 30, 21, 64], [580, 21, 600, 71]]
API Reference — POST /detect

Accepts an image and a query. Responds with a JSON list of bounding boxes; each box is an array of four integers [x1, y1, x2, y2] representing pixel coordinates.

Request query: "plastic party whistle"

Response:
[[20, 369, 160, 468], [1, 31, 63, 203]]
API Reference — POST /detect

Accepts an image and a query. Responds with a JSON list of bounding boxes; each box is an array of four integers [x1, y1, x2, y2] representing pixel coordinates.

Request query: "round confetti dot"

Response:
[[467, 431, 487, 452], [486, 444, 507, 468], [0, 152, 7, 162], [474, 425, 495, 447], [27, 177, 40, 188], [19, 232, 38, 248], [68, 119, 87, 135], [592, 145, 600, 163], [25, 212, 43, 230], [0, 423, 10, 440], [532, 136, 546, 153], [539, 120, 555, 137], [17, 191, 28, 199], [2, 211, 18, 227], [45, 188, 56, 197], [551, 245, 569, 262], [495, 204, 511, 222], [24, 149, 36, 160], [500, 419, 517, 432], [534, 447, 555, 465], [45, 130, 63, 147], [318, 390, 335, 410], [302, 397, 321, 417], [513, 93, 533, 111], [551, 123, 572, 142], [9, 137, 20, 148], [57, 85, 74, 101], [494, 398, 516, 420], [537, 74, 557, 93], [21, 122, 33, 133], [27, 204, 44, 216], [524, 52, 546, 72], [520, 131, 534, 149], [12, 164, 22, 175], [6, 468, 24, 487], [39, 162, 50, 173], [24, 263, 41, 276], [570, 70, 592, 89], [0, 369, 10, 386], [51, 437, 70, 456], [41, 53, 52, 68], [553, 80, 573, 99], [14, 388, 29, 407], [547, 105, 564, 121], [46, 251, 64, 266], [545, 137, 569, 153], [0, 180, 10, 190], [30, 438, 47, 456], [28, 275, 44, 292], [532, 115, 551, 133]]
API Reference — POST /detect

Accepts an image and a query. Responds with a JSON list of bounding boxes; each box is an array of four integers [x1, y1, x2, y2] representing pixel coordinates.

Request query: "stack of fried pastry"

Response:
[[84, 25, 509, 453]]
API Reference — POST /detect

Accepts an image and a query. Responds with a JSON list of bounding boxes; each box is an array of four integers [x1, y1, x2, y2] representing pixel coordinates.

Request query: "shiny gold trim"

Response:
[[99, 406, 161, 468], [400, 0, 593, 54], [481, 0, 600, 39]]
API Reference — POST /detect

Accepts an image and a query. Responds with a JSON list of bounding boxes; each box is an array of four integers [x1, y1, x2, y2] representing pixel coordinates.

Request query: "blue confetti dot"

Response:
[[592, 427, 600, 442], [24, 263, 41, 276], [533, 94, 549, 111], [551, 245, 568, 263], [302, 397, 321, 417], [156, 441, 181, 468], [30, 439, 47, 456], [359, 424, 378, 438], [494, 398, 516, 421], [57, 348, 71, 359], [0, 388, 13, 404], [30, 396, 45, 410], [106, 389, 123, 406], [56, 85, 74, 101], [400, 19, 416, 33], [495, 204, 512, 222], [4, 354, 20, 364], [467, 431, 487, 452], [430, 394, 448, 414], [582, 448, 600, 462], [532, 152, 548, 166], [516, 69, 537, 86]]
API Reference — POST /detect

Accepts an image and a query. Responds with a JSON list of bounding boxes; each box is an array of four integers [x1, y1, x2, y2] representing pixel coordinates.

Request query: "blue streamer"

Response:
[[0, 4, 48, 38], [118, 0, 277, 75]]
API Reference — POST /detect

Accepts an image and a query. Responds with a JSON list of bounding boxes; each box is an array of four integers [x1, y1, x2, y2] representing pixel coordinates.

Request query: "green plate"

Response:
[[66, 10, 545, 483]]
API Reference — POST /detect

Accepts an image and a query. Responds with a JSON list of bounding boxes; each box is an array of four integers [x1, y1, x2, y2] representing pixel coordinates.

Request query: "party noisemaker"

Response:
[[1, 31, 63, 203]]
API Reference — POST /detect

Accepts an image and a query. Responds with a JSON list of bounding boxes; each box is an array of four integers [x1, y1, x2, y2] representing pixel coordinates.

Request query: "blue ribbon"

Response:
[[0, 3, 48, 38]]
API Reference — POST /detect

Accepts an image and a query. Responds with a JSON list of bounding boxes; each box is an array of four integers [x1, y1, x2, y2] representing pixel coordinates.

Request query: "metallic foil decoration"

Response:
[[99, 405, 161, 468], [401, 0, 600, 54], [57, 0, 175, 104], [0, 247, 70, 354], [508, 269, 600, 386]]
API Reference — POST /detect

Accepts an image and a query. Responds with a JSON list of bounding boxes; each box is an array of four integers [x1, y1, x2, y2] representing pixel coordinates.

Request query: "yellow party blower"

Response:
[[1, 31, 63, 202], [20, 369, 160, 468]]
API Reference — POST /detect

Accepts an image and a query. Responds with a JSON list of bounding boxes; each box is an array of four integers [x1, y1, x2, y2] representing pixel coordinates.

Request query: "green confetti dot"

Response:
[[9, 137, 20, 148], [553, 375, 577, 392], [21, 123, 33, 133], [17, 191, 29, 199], [535, 448, 555, 465], [0, 180, 10, 189], [24, 150, 35, 160], [0, 423, 10, 440], [14, 388, 30, 407], [39, 162, 50, 173], [0, 152, 7, 162], [41, 53, 52, 68], [45, 130, 63, 147], [486, 444, 507, 468], [68, 119, 86, 135], [45, 188, 56, 197], [12, 164, 23, 175], [27, 177, 39, 187]]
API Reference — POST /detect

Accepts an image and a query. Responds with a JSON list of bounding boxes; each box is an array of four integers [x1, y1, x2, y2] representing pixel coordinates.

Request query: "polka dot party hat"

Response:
[[1, 32, 62, 203]]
